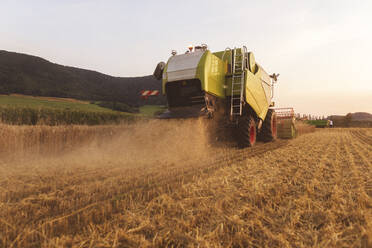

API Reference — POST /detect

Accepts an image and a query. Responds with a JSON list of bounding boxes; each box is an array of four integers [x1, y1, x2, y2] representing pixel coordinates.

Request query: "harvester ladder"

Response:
[[230, 47, 247, 118]]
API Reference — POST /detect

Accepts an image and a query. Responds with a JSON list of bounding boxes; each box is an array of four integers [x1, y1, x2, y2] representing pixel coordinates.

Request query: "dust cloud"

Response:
[[0, 119, 216, 172], [75, 119, 213, 168]]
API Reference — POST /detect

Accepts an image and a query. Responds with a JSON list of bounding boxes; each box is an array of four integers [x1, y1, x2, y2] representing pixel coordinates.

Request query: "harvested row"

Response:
[[350, 129, 372, 146], [0, 127, 371, 247], [0, 122, 289, 247]]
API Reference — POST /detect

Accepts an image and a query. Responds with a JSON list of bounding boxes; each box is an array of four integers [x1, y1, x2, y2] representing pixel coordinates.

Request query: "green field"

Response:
[[0, 95, 118, 113], [306, 119, 329, 128], [139, 105, 166, 117], [0, 95, 137, 125], [0, 95, 168, 125]]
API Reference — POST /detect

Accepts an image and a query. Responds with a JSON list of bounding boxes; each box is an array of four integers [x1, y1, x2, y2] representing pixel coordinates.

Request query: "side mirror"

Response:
[[153, 62, 166, 80], [270, 73, 280, 82]]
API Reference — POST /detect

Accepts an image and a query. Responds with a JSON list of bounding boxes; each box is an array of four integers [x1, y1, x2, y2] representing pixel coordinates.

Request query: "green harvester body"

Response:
[[154, 45, 279, 147]]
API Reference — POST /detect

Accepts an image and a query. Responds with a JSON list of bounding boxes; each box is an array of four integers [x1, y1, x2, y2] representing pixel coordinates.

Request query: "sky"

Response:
[[1, 0, 371, 116]]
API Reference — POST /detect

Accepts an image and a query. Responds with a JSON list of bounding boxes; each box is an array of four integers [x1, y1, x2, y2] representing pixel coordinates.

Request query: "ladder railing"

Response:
[[230, 47, 246, 119]]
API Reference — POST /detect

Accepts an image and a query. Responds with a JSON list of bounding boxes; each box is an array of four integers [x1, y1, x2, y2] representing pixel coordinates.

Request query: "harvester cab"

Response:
[[153, 44, 279, 147]]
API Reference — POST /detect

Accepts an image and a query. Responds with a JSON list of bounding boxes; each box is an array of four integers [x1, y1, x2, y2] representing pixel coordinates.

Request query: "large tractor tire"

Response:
[[259, 109, 277, 142], [237, 115, 257, 147]]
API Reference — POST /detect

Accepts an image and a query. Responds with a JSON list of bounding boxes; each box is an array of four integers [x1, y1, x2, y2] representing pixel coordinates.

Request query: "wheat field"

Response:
[[0, 121, 371, 247]]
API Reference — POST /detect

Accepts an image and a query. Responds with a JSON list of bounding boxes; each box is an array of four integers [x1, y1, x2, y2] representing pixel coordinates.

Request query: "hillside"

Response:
[[0, 50, 166, 106], [328, 112, 372, 121], [351, 112, 372, 121]]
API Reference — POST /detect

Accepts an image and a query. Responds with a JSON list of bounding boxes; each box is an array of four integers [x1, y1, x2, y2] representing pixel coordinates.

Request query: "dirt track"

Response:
[[0, 126, 371, 247]]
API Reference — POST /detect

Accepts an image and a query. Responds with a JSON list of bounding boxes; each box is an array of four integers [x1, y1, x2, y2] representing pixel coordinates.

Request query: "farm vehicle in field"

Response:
[[306, 119, 330, 128], [153, 44, 280, 147]]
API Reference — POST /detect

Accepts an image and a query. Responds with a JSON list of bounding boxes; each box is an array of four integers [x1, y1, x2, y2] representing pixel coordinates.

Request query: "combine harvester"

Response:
[[154, 44, 290, 147]]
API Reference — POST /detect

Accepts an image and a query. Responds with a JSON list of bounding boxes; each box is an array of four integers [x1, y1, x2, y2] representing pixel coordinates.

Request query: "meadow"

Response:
[[0, 95, 111, 112], [0, 119, 370, 247], [0, 95, 156, 125]]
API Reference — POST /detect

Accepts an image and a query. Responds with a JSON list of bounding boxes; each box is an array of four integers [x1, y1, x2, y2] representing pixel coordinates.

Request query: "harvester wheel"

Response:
[[259, 109, 277, 142], [237, 115, 256, 147]]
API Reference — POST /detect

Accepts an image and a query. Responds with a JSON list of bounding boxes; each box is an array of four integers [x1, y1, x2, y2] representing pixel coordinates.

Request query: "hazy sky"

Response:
[[1, 0, 371, 116]]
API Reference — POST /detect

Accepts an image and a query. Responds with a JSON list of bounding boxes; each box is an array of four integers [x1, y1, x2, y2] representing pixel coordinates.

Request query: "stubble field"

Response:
[[0, 121, 371, 247]]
